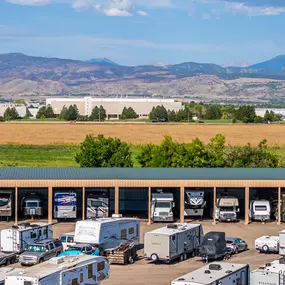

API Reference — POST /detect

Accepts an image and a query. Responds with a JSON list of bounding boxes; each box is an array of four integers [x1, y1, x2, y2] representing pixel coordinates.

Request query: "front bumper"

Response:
[[20, 260, 38, 265], [152, 216, 173, 222]]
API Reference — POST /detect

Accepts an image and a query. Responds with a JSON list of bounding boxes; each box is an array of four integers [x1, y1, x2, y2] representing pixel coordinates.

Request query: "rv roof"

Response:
[[3, 222, 50, 232], [77, 217, 139, 225], [0, 268, 23, 281], [172, 262, 248, 285], [6, 255, 103, 280], [257, 236, 279, 241], [252, 260, 285, 274], [147, 223, 201, 236], [61, 232, 75, 236]]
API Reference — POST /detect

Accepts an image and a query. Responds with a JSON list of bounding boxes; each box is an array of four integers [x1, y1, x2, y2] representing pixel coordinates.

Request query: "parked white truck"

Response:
[[255, 235, 279, 253], [184, 191, 206, 218], [151, 193, 174, 222], [171, 262, 249, 285], [249, 200, 271, 223], [74, 215, 140, 250], [215, 196, 239, 222], [144, 223, 203, 263], [4, 255, 110, 285]]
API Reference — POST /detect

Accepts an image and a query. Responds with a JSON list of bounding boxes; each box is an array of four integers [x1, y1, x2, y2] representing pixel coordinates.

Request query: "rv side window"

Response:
[[30, 232, 36, 239], [121, 229, 127, 240], [39, 230, 42, 236], [128, 228, 134, 235], [24, 282, 32, 285], [72, 278, 78, 285], [80, 273, 83, 283], [43, 229, 47, 235], [88, 264, 93, 278], [136, 224, 139, 236], [97, 261, 105, 271], [172, 235, 176, 241]]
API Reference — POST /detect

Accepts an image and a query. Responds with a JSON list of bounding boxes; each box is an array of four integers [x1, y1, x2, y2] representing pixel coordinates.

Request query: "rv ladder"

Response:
[[12, 230, 18, 252], [279, 270, 285, 285]]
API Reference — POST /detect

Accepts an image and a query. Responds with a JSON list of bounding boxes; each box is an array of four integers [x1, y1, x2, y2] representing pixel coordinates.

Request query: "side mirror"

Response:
[[172, 202, 175, 207], [45, 249, 49, 252], [237, 208, 240, 212]]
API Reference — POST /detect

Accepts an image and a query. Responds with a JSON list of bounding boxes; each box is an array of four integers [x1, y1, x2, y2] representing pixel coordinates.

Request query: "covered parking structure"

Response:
[[0, 168, 284, 225]]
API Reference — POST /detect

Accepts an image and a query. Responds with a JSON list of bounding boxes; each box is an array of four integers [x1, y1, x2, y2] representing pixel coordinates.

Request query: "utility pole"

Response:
[[99, 109, 101, 122]]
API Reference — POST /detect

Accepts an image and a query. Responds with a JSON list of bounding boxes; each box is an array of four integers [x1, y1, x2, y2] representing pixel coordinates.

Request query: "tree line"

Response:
[[75, 134, 281, 168]]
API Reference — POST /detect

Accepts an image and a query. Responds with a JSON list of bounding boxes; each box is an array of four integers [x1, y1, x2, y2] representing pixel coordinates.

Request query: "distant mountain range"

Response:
[[1, 53, 285, 103]]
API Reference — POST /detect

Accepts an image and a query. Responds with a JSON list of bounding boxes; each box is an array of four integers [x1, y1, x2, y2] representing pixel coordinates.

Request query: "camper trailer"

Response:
[[0, 222, 52, 253], [54, 191, 77, 219], [0, 268, 23, 285], [184, 191, 206, 218], [199, 231, 227, 261], [249, 200, 271, 222], [251, 259, 285, 285], [215, 197, 239, 222], [279, 230, 285, 255], [21, 193, 43, 219], [87, 193, 109, 219], [171, 262, 249, 285], [0, 190, 13, 221], [255, 235, 279, 253], [144, 223, 203, 263], [151, 193, 174, 222], [74, 215, 140, 250], [5, 255, 110, 285]]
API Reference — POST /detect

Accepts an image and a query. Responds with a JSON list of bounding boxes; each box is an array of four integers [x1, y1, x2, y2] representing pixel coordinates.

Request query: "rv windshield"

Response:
[[255, 205, 267, 211], [27, 245, 45, 252], [0, 198, 9, 207], [155, 202, 171, 208], [220, 206, 234, 211], [26, 202, 39, 208], [90, 201, 104, 207]]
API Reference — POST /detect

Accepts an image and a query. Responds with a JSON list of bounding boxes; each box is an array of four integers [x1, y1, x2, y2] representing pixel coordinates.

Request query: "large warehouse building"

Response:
[[46, 97, 182, 119], [0, 168, 284, 225]]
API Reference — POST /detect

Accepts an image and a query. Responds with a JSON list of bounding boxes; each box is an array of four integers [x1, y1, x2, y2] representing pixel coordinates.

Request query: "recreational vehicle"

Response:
[[21, 193, 43, 219], [215, 196, 239, 222], [251, 259, 285, 285], [0, 190, 13, 221], [151, 192, 174, 222], [184, 191, 206, 218], [54, 191, 77, 219], [0, 268, 23, 285], [144, 223, 203, 263], [279, 230, 285, 255], [5, 255, 110, 285], [0, 222, 52, 253], [249, 200, 271, 222], [74, 215, 140, 250], [87, 193, 109, 219], [255, 235, 279, 253], [171, 262, 249, 285]]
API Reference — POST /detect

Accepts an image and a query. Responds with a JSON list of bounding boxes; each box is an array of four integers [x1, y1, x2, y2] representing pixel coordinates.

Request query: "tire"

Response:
[[151, 254, 159, 262], [244, 245, 248, 251], [6, 259, 10, 266], [235, 248, 239, 254], [183, 253, 187, 260], [180, 255, 184, 262], [128, 257, 134, 264], [39, 258, 44, 263], [262, 245, 269, 253]]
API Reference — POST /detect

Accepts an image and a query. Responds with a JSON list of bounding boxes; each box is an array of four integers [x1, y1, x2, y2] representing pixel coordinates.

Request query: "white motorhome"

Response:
[[249, 200, 271, 222], [255, 235, 279, 253], [151, 193, 174, 222], [54, 191, 77, 219], [5, 255, 110, 285], [87, 193, 109, 219], [215, 197, 239, 222], [0, 190, 13, 221], [251, 259, 285, 285], [0, 222, 52, 253], [184, 191, 206, 218], [144, 223, 203, 263], [171, 262, 249, 285], [74, 215, 140, 250]]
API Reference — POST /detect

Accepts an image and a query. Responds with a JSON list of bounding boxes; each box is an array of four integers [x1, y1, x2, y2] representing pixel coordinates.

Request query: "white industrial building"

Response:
[[46, 97, 182, 119], [0, 103, 27, 118], [255, 108, 285, 118]]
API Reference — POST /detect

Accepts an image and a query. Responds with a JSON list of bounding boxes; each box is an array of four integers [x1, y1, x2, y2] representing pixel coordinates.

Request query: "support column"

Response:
[[115, 186, 119, 215], [15, 187, 18, 225], [244, 187, 249, 225], [278, 187, 281, 225], [212, 187, 217, 225], [180, 187, 185, 223], [147, 187, 151, 225], [48, 187, 53, 224], [82, 187, 85, 221]]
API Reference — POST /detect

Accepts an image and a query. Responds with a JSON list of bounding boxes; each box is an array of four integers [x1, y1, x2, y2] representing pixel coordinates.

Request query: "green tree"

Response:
[[204, 105, 222, 120], [167, 110, 177, 122], [149, 105, 168, 122], [235, 106, 256, 123], [254, 116, 263, 123], [59, 105, 68, 120], [4, 107, 19, 121], [121, 107, 137, 119], [75, 134, 133, 167], [36, 106, 46, 119], [221, 105, 235, 119], [207, 134, 226, 167], [67, 105, 79, 121], [45, 105, 55, 118], [89, 105, 106, 121], [264, 110, 277, 122]]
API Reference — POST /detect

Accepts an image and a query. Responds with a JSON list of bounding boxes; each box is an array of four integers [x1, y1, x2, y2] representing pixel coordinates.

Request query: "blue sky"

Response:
[[0, 0, 285, 66]]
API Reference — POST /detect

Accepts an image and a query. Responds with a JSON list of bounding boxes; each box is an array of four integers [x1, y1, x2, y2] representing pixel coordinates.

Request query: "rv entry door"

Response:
[[170, 234, 178, 257]]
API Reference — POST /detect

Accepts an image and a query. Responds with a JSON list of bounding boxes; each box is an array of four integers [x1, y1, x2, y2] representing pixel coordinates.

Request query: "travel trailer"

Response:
[[0, 268, 23, 285], [199, 231, 227, 261], [5, 255, 110, 285], [21, 193, 43, 219], [144, 223, 203, 263], [255, 235, 279, 253], [0, 190, 13, 221], [251, 259, 285, 285], [279, 230, 285, 255], [74, 215, 140, 250], [171, 262, 249, 285], [87, 193, 109, 219], [249, 200, 271, 222], [215, 197, 239, 222], [184, 191, 206, 218], [151, 192, 174, 222], [0, 222, 52, 253], [54, 191, 77, 219]]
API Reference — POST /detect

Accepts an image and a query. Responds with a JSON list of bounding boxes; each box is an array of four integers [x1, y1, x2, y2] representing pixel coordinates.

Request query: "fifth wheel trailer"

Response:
[[171, 262, 249, 285], [144, 223, 203, 263], [184, 191, 206, 218]]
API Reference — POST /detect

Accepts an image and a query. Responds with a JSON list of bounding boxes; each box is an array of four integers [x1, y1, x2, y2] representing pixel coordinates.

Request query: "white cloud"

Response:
[[94, 3, 101, 9], [107, 0, 133, 10], [6, 0, 50, 5], [137, 10, 147, 16], [201, 12, 211, 19], [72, 0, 93, 9], [104, 8, 132, 16]]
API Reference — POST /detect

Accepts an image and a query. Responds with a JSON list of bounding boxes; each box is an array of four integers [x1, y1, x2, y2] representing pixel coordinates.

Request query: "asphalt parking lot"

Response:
[[1, 219, 284, 285]]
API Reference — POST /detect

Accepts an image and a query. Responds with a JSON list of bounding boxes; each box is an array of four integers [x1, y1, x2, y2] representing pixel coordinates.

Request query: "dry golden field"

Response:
[[0, 122, 284, 146]]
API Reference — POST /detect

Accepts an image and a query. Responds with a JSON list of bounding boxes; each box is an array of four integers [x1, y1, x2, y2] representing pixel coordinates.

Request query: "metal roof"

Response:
[[0, 168, 285, 180]]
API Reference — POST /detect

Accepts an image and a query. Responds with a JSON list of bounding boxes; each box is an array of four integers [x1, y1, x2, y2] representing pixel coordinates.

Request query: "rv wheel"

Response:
[[151, 254, 159, 262], [39, 258, 44, 263], [183, 254, 187, 260], [128, 257, 134, 264], [262, 245, 269, 253], [180, 255, 184, 262], [6, 259, 10, 266]]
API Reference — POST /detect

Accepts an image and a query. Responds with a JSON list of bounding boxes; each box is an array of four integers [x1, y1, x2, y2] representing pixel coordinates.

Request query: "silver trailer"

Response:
[[144, 223, 203, 263], [0, 190, 13, 221], [21, 193, 43, 218]]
